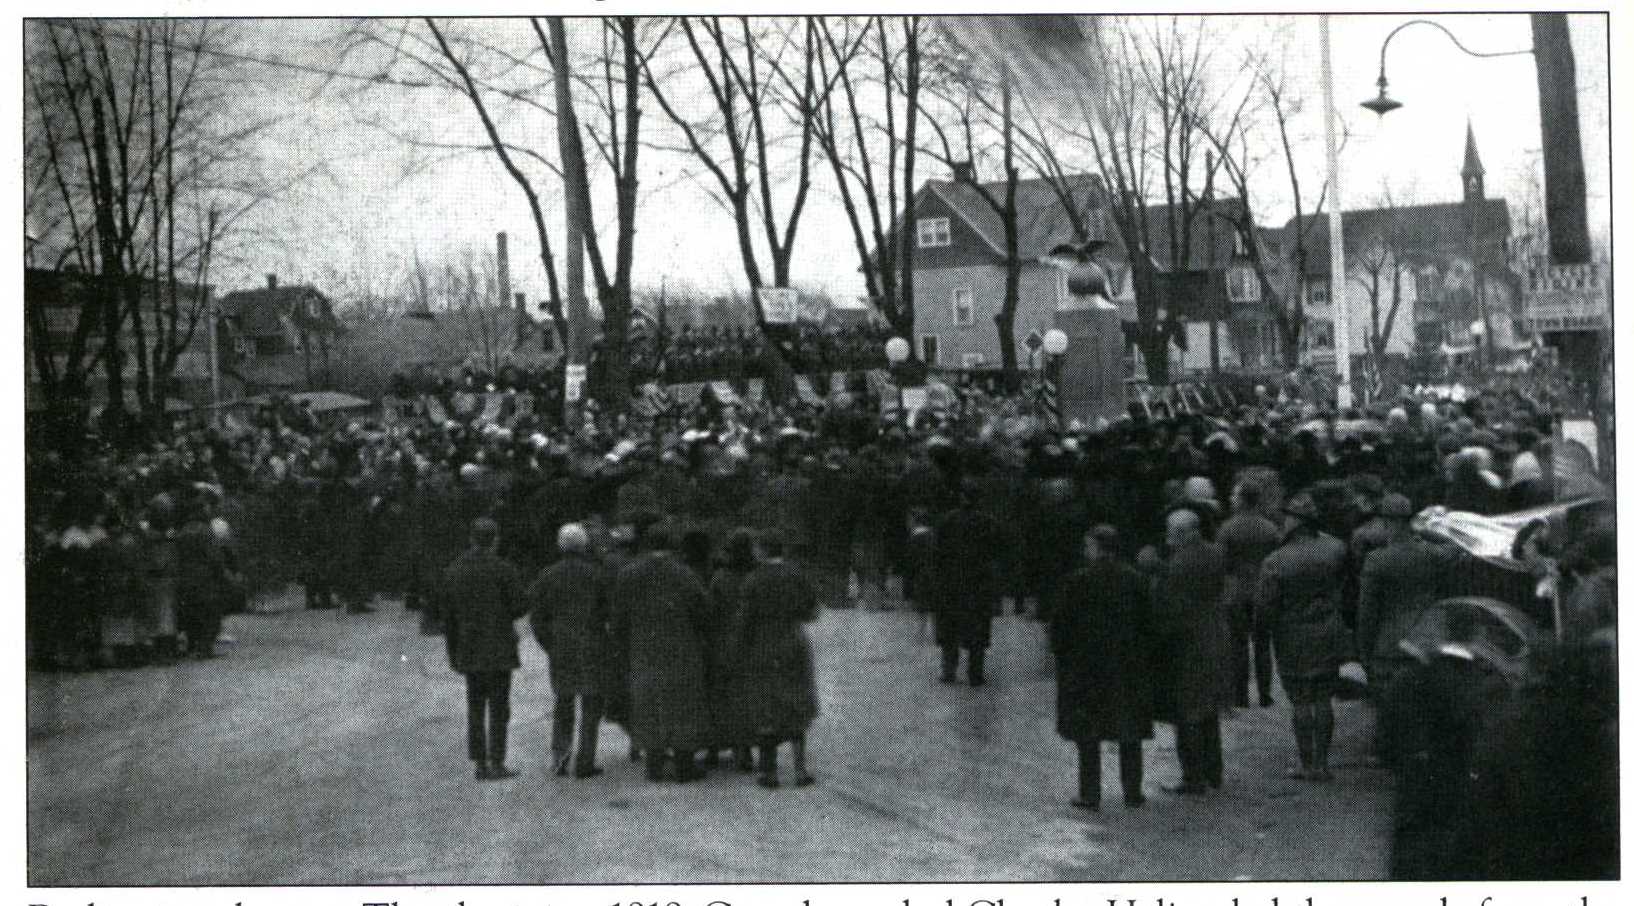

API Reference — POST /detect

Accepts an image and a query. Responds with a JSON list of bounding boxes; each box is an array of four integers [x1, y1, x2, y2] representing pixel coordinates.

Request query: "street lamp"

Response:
[[885, 336, 911, 425], [1361, 19, 1533, 117], [1042, 329, 1069, 430], [885, 335, 911, 366]]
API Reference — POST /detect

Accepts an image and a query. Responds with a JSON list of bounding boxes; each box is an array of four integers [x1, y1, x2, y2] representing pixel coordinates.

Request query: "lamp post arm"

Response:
[[1378, 18, 1534, 81]]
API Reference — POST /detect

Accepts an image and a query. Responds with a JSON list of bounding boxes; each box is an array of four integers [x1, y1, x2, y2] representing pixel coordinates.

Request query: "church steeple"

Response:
[[1461, 120, 1485, 202]]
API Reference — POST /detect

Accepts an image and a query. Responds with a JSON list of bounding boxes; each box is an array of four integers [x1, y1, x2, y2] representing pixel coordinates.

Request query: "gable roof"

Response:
[[919, 174, 1246, 271], [922, 173, 1111, 262], [218, 284, 337, 336], [1287, 198, 1511, 276]]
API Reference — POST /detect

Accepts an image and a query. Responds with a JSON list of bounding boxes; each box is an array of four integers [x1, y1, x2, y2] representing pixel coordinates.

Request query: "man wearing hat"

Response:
[[527, 523, 611, 779], [438, 516, 528, 781], [1358, 493, 1458, 758], [1153, 507, 1228, 795], [1258, 492, 1352, 781]]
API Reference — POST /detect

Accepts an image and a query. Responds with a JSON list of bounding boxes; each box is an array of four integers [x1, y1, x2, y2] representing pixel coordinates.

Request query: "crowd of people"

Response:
[[26, 367, 1615, 877], [382, 321, 894, 405]]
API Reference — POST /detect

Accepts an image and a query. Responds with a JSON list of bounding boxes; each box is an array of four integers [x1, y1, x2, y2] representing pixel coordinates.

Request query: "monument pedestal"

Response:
[[1053, 296, 1126, 428]]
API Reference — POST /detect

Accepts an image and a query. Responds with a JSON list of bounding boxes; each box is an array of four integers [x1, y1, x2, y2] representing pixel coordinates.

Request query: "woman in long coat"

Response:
[[704, 529, 757, 772], [733, 532, 820, 788], [1049, 525, 1154, 810], [612, 521, 713, 782]]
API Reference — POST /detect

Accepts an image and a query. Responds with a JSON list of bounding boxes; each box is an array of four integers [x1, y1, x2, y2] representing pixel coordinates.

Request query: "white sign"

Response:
[[1523, 261, 1608, 331], [564, 363, 587, 402], [760, 287, 798, 324]]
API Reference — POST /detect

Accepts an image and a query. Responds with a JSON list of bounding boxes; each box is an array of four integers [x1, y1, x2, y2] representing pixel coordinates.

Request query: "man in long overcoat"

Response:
[[1358, 492, 1456, 756], [438, 517, 527, 781], [1259, 493, 1352, 781], [734, 531, 821, 788], [1048, 525, 1153, 810], [1216, 476, 1284, 707], [932, 491, 1005, 686], [612, 520, 712, 782], [527, 523, 611, 779], [1154, 508, 1228, 795]]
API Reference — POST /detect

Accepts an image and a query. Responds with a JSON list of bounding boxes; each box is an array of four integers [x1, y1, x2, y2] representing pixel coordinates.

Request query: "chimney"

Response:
[[496, 231, 512, 310], [266, 273, 278, 290], [950, 159, 975, 183]]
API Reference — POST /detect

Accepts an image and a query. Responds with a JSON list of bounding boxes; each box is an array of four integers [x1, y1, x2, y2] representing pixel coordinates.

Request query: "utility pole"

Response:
[[1320, 15, 1352, 409], [550, 18, 590, 422]]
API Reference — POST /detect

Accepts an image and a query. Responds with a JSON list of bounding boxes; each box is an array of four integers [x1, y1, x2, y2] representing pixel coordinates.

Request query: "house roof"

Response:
[[218, 284, 337, 335], [918, 175, 1245, 271], [922, 173, 1110, 262], [1287, 198, 1511, 276]]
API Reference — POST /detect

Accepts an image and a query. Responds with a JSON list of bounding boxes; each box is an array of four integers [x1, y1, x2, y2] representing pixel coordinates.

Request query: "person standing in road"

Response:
[[734, 531, 821, 789], [1153, 508, 1228, 796], [1048, 525, 1154, 811], [527, 522, 611, 779], [439, 516, 527, 781], [704, 528, 758, 773], [932, 488, 1005, 686], [612, 519, 712, 783], [1358, 492, 1456, 761], [1258, 493, 1352, 782], [1216, 475, 1284, 708]]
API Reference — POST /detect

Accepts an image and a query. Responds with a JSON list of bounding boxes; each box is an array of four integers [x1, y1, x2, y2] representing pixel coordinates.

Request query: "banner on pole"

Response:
[[760, 287, 798, 324], [564, 364, 587, 403]]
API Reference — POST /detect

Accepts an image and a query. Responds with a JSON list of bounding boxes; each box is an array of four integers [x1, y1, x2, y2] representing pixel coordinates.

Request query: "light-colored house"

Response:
[[885, 166, 1272, 377], [1287, 124, 1522, 373]]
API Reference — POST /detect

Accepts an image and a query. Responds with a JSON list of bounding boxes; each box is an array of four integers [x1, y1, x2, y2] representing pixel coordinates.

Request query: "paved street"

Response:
[[28, 594, 1392, 885]]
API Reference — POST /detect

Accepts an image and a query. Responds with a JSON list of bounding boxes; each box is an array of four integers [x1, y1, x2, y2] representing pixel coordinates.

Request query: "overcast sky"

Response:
[[23, 7, 1615, 308]]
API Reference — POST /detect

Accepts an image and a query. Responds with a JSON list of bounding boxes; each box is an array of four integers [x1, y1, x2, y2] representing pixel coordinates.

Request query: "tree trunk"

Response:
[[1130, 262, 1170, 385], [91, 97, 129, 438]]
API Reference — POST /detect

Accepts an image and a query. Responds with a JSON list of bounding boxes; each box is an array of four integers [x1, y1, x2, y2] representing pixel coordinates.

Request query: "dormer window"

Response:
[[917, 217, 951, 248]]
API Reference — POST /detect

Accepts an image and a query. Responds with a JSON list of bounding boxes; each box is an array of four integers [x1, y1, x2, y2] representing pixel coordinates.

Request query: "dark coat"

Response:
[[174, 520, 235, 618], [733, 560, 820, 740], [612, 552, 711, 751], [1216, 510, 1282, 625], [1049, 558, 1155, 742], [527, 553, 610, 699], [1386, 650, 1511, 880], [1153, 539, 1229, 723], [705, 567, 754, 745], [1259, 532, 1352, 680], [1357, 537, 1456, 670], [439, 546, 527, 674], [932, 505, 1004, 648]]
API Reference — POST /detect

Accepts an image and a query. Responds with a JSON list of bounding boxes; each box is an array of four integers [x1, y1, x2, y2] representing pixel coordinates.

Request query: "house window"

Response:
[[961, 353, 986, 368], [1307, 282, 1330, 306], [1083, 208, 1107, 242], [1233, 230, 1249, 257], [1414, 269, 1435, 301], [1307, 320, 1335, 350], [1227, 265, 1260, 302], [917, 217, 951, 248], [920, 334, 940, 366], [951, 287, 974, 327]]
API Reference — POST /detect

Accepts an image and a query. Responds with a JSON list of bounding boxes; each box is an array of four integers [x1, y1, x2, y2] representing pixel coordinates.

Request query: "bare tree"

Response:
[[1198, 31, 1336, 371], [640, 16, 838, 391], [1352, 194, 1414, 400], [1039, 17, 1230, 385], [807, 16, 924, 356], [920, 42, 1025, 389], [25, 19, 286, 439]]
